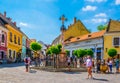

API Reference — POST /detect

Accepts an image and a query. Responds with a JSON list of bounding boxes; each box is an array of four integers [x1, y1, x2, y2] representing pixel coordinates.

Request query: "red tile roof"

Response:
[[65, 30, 105, 43]]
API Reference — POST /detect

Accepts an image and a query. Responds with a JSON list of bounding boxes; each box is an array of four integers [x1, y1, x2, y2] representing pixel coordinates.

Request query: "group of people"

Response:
[[83, 55, 120, 79], [24, 56, 45, 72]]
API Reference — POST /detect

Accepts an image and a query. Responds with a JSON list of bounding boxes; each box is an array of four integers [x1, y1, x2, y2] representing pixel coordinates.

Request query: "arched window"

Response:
[[18, 37, 20, 45], [2, 34, 5, 43], [10, 32, 12, 42], [9, 49, 12, 58], [14, 35, 17, 44]]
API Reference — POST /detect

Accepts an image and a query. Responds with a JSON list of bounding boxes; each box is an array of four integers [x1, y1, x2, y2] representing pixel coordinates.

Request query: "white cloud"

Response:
[[19, 22, 28, 27], [85, 0, 107, 3], [82, 5, 97, 11], [95, 13, 107, 17], [91, 18, 107, 23], [115, 0, 120, 5]]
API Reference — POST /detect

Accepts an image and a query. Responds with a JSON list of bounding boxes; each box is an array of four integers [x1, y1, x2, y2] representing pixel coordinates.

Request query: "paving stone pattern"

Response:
[[0, 63, 120, 83]]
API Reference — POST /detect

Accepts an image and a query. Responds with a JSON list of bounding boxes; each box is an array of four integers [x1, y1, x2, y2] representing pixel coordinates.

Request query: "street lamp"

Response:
[[94, 44, 97, 73]]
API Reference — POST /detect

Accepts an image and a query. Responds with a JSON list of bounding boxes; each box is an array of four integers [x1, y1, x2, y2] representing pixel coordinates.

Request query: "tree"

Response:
[[77, 49, 86, 58], [47, 45, 62, 68], [56, 44, 62, 53], [108, 48, 117, 58], [73, 49, 86, 58], [97, 24, 107, 31], [65, 50, 70, 56], [86, 49, 94, 57], [50, 45, 59, 55], [73, 50, 77, 56], [30, 42, 42, 57], [46, 48, 52, 55], [30, 42, 42, 67]]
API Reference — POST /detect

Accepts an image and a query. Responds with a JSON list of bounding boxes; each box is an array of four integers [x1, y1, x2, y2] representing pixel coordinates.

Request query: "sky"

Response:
[[0, 0, 120, 44]]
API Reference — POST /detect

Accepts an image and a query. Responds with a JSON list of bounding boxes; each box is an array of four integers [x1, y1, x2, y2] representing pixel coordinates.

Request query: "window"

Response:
[[113, 37, 120, 46], [0, 51, 4, 59], [18, 37, 20, 45], [13, 51, 16, 58], [10, 32, 12, 42], [1, 34, 5, 43], [9, 49, 12, 58], [14, 35, 17, 44]]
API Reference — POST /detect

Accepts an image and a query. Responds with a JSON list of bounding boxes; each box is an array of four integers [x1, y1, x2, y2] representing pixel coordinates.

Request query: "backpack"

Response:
[[25, 58, 28, 63]]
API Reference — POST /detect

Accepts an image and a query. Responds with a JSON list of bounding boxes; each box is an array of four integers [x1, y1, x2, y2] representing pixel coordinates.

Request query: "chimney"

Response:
[[4, 11, 6, 17], [14, 22, 16, 26], [7, 17, 12, 21], [73, 17, 77, 24]]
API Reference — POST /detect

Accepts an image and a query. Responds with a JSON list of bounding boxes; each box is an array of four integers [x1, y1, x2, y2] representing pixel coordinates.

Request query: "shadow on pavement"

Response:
[[0, 62, 24, 68], [63, 72, 81, 74], [93, 78, 109, 81], [29, 69, 37, 73]]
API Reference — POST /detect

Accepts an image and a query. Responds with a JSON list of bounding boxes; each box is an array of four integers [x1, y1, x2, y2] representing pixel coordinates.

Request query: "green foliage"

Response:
[[73, 50, 77, 56], [73, 49, 86, 58], [30, 42, 42, 51], [108, 48, 117, 58], [57, 44, 62, 49], [50, 46, 59, 55], [65, 50, 70, 56], [56, 44, 62, 53], [97, 24, 107, 31], [77, 49, 86, 58], [86, 49, 94, 57], [46, 48, 51, 55], [47, 44, 62, 55]]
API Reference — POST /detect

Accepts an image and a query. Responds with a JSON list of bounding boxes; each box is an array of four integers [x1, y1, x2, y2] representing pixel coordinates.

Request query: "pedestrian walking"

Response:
[[85, 56, 93, 79], [24, 56, 31, 72], [107, 58, 113, 73], [67, 57, 71, 71], [115, 56, 120, 73]]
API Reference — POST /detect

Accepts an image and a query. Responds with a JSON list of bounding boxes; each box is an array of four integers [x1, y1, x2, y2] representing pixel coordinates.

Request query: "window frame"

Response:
[[113, 37, 120, 46], [14, 35, 17, 44], [10, 32, 12, 42], [1, 34, 5, 43]]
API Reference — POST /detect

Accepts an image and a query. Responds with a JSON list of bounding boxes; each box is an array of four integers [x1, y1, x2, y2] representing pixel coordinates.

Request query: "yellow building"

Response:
[[52, 17, 90, 45], [0, 12, 23, 62], [64, 17, 90, 41], [104, 19, 120, 59]]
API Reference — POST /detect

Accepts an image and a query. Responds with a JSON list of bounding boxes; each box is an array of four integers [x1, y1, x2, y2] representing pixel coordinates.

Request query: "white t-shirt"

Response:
[[86, 59, 92, 67]]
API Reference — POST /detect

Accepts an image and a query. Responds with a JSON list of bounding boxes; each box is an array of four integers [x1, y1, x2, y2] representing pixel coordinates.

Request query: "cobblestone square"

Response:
[[0, 63, 120, 83]]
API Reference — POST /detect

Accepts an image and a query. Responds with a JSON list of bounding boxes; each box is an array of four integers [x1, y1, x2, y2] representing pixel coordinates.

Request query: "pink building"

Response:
[[0, 23, 8, 62]]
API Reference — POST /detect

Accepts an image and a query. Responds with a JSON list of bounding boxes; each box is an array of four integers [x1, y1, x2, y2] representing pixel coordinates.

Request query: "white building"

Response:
[[64, 30, 105, 60], [38, 40, 47, 56]]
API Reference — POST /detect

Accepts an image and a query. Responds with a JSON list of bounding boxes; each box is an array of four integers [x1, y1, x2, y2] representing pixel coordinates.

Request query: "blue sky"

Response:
[[0, 0, 120, 44]]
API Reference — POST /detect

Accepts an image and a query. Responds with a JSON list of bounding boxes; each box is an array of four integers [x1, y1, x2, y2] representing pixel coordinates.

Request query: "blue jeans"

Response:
[[109, 65, 112, 72]]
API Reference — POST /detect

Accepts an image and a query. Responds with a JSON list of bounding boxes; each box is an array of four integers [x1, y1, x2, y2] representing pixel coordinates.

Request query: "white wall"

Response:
[[64, 37, 104, 60]]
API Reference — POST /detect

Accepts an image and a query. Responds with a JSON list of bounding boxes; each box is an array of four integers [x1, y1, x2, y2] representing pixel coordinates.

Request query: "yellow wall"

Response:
[[5, 24, 22, 58], [104, 33, 120, 59], [64, 20, 89, 40]]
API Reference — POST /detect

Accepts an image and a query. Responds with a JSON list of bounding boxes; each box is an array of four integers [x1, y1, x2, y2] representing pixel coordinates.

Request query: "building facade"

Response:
[[52, 17, 90, 45], [0, 24, 8, 62], [0, 12, 23, 62], [65, 30, 105, 60], [104, 19, 120, 59]]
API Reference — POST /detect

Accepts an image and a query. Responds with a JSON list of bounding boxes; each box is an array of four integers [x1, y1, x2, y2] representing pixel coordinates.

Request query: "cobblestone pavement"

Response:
[[0, 63, 120, 83]]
